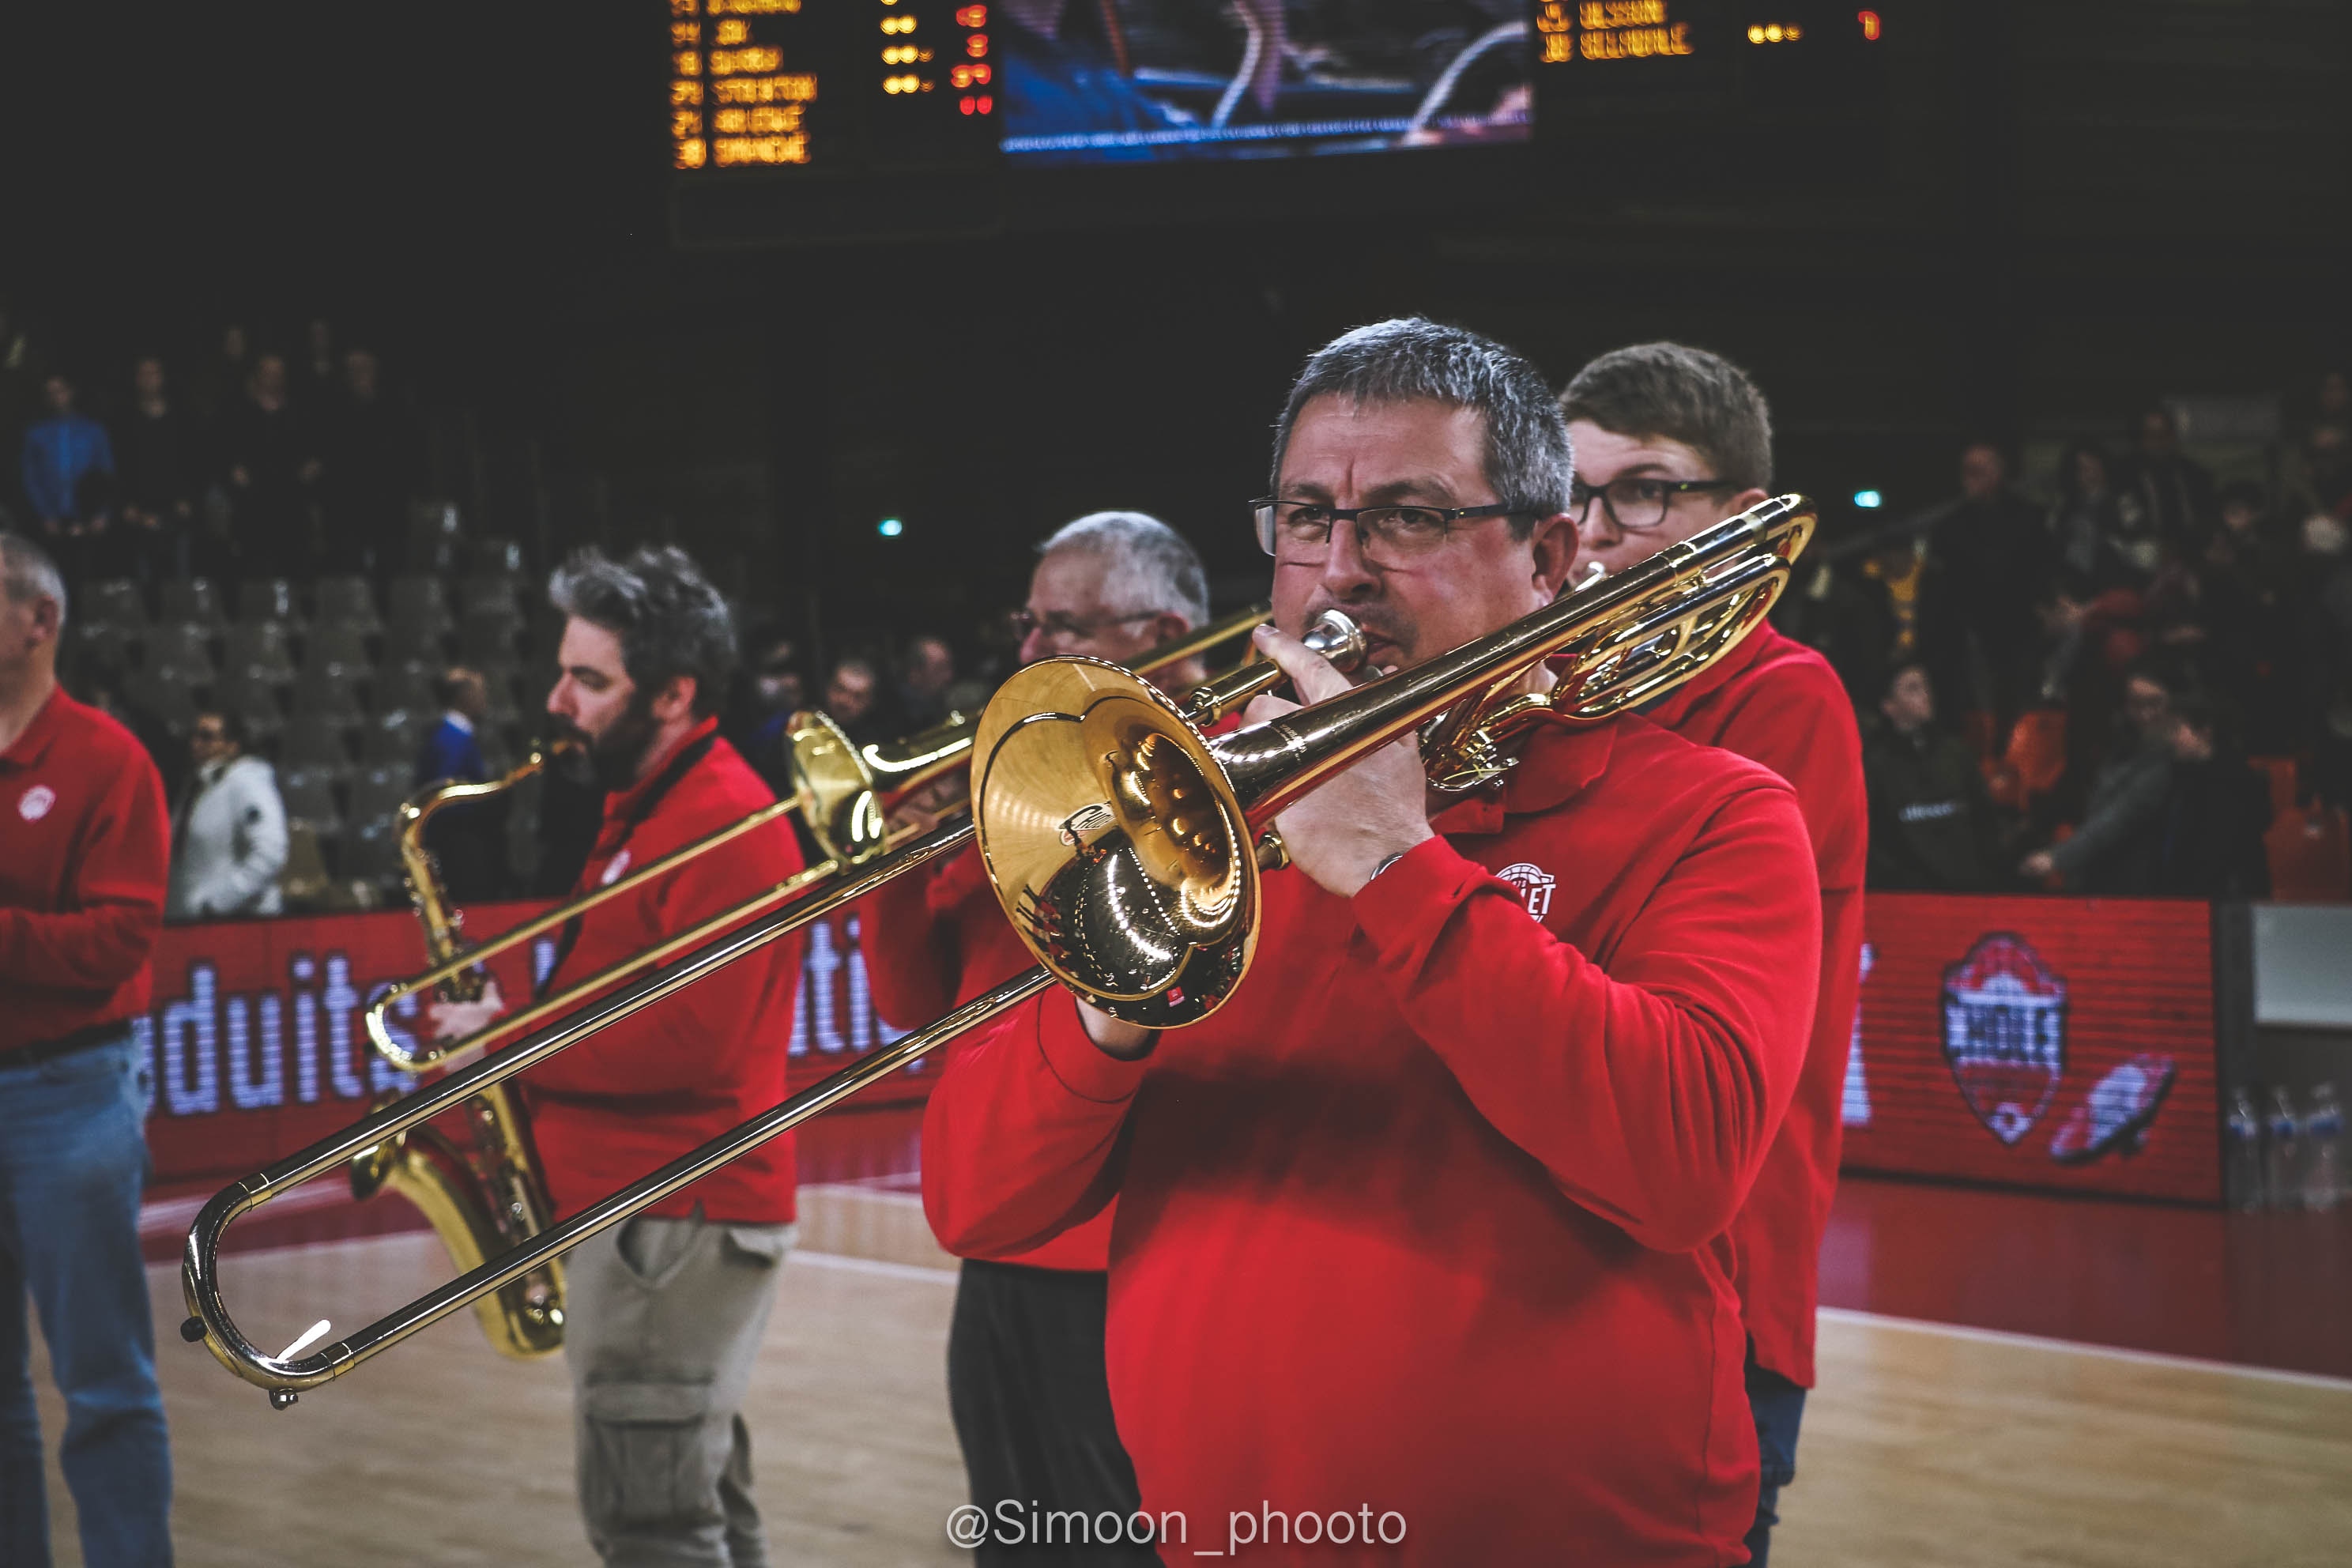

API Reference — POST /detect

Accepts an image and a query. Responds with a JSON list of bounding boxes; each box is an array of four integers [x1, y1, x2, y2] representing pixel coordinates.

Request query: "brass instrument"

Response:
[[351, 744, 577, 1358], [182, 496, 1811, 1405], [786, 602, 1272, 865], [340, 609, 1268, 1362]]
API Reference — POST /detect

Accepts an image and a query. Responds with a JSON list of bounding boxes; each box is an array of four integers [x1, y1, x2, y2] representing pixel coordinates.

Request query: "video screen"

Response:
[[993, 0, 1534, 164]]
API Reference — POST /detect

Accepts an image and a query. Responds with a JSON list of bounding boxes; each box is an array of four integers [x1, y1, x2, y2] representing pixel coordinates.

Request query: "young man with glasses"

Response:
[[867, 510, 1209, 1565], [922, 321, 1822, 1563], [1562, 341, 1868, 1567]]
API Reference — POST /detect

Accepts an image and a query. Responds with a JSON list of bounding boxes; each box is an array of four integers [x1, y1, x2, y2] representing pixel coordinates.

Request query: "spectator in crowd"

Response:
[[1864, 662, 2003, 891], [218, 352, 321, 574], [192, 320, 253, 427], [0, 531, 177, 1568], [2294, 511, 2352, 812], [2020, 665, 2176, 893], [2037, 440, 2151, 703], [415, 666, 503, 902], [2154, 694, 2271, 899], [2126, 405, 2214, 544], [19, 373, 115, 578], [1920, 439, 2052, 734], [318, 346, 414, 575], [0, 300, 49, 463], [165, 708, 289, 919], [417, 665, 492, 786], [115, 356, 196, 585], [296, 316, 338, 408], [823, 655, 889, 745], [737, 631, 807, 797], [898, 632, 957, 731]]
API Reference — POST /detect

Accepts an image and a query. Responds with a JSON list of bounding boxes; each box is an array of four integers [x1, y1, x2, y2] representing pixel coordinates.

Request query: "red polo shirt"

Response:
[[923, 718, 1820, 1565], [522, 718, 808, 1224], [0, 687, 170, 1053], [1642, 621, 1867, 1389], [862, 843, 1115, 1272]]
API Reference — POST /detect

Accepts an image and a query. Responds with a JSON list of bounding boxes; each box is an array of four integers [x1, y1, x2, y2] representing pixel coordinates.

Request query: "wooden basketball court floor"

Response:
[[35, 1177, 2352, 1566]]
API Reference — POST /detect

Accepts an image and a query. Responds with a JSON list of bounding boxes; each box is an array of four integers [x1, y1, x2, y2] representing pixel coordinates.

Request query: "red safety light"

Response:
[[1857, 9, 1881, 40], [976, 94, 993, 115], [966, 32, 988, 56], [959, 95, 975, 115], [955, 5, 987, 26]]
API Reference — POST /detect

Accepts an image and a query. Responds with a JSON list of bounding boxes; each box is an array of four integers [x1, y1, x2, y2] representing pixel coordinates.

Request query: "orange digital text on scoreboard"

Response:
[[1536, 0, 1696, 66]]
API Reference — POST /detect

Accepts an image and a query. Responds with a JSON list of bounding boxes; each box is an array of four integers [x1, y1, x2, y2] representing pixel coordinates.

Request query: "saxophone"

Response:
[[348, 744, 571, 1359]]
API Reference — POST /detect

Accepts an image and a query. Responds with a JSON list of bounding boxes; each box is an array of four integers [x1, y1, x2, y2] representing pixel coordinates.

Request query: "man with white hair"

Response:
[[863, 509, 1210, 1564], [0, 533, 175, 1568]]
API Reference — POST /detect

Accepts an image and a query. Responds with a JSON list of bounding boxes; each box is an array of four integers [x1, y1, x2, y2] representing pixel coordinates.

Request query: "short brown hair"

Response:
[[1559, 342, 1774, 492]]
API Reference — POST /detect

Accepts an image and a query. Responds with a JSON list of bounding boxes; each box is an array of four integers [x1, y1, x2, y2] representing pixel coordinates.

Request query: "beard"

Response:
[[556, 691, 663, 793]]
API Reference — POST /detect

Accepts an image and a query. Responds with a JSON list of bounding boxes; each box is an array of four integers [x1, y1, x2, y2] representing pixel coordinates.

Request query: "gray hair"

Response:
[[0, 533, 67, 629], [548, 544, 736, 716], [1271, 318, 1574, 537], [1559, 341, 1774, 492], [1038, 511, 1211, 628]]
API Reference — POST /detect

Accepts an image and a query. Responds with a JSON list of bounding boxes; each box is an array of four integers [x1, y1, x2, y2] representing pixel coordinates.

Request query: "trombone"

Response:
[[322, 604, 1276, 1362], [182, 496, 1812, 1405]]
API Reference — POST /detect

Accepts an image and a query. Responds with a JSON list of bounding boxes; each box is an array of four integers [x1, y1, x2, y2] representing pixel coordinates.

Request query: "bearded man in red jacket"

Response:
[[1562, 343, 1868, 1568], [433, 544, 805, 1568], [921, 319, 1822, 1565]]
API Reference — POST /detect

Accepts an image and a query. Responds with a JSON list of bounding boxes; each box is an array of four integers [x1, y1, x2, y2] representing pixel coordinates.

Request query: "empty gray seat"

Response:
[[314, 575, 384, 635], [341, 816, 405, 884], [160, 579, 227, 633], [303, 621, 375, 677], [70, 620, 138, 677], [238, 578, 301, 627], [457, 606, 522, 666], [362, 709, 428, 766], [291, 666, 365, 720], [221, 620, 296, 684], [124, 667, 202, 738], [349, 763, 414, 825], [141, 622, 217, 682], [281, 715, 353, 775], [215, 671, 286, 746], [278, 769, 343, 838], [81, 579, 149, 631], [374, 660, 439, 714]]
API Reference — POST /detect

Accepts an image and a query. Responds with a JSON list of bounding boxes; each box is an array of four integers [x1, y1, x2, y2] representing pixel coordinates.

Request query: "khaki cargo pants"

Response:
[[565, 1209, 795, 1567]]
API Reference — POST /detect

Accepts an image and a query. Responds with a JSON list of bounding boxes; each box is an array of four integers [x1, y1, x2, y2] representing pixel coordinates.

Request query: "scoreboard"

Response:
[[668, 0, 1894, 244]]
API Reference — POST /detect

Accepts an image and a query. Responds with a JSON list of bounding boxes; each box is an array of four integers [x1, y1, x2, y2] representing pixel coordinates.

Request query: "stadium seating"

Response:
[[142, 621, 218, 682], [222, 620, 297, 686], [2267, 805, 2352, 903], [303, 620, 375, 678], [238, 578, 300, 627], [160, 578, 227, 635], [315, 574, 384, 635], [80, 579, 147, 631]]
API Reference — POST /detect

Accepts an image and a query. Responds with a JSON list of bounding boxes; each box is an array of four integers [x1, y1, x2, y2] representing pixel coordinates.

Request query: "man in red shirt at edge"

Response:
[[1562, 344, 1868, 1568], [866, 511, 1212, 1564], [431, 544, 805, 1568], [0, 533, 175, 1568], [921, 319, 1822, 1566]]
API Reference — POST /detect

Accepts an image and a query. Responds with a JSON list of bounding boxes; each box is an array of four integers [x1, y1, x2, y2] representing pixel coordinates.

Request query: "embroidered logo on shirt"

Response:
[[599, 849, 631, 887], [17, 784, 56, 822], [1495, 861, 1555, 922]]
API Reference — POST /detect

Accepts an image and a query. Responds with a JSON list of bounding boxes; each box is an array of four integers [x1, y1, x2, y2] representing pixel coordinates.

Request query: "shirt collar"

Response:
[[601, 715, 719, 821], [0, 685, 67, 772], [442, 710, 475, 735]]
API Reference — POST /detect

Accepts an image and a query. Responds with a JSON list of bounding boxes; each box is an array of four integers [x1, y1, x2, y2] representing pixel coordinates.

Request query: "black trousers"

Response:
[[948, 1259, 1154, 1564]]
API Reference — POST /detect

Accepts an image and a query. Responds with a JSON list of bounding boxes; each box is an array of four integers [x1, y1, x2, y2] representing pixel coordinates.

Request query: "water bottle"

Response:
[[2305, 1084, 2344, 1213], [2226, 1089, 2263, 1211], [2263, 1088, 2301, 1211]]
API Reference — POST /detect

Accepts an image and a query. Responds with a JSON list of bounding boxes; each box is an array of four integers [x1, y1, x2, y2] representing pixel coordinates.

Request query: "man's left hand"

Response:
[[1241, 624, 1432, 899]]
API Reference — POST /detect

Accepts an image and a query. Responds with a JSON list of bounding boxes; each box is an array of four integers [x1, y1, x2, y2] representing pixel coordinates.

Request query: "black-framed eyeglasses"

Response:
[[1008, 607, 1163, 643], [1568, 475, 1740, 532], [1251, 498, 1522, 561]]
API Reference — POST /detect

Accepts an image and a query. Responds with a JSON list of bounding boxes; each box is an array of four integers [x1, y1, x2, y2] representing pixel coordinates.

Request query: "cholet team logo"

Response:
[[1494, 862, 1555, 922], [1940, 932, 2067, 1146], [18, 784, 57, 821], [1939, 930, 2177, 1163]]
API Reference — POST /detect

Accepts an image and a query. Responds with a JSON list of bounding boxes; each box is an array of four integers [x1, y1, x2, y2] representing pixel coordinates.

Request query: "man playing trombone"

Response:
[[922, 320, 1824, 1563], [432, 544, 805, 1568], [865, 510, 1212, 1563]]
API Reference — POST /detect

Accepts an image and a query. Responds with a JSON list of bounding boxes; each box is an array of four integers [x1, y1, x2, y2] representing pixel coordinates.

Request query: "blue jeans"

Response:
[[1743, 1359, 1807, 1568], [0, 1035, 174, 1567]]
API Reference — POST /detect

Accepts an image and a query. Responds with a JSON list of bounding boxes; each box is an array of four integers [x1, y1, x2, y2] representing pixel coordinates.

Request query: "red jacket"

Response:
[[0, 688, 169, 1052], [923, 718, 1821, 1566], [522, 719, 807, 1223], [862, 842, 1115, 1271], [1642, 622, 1867, 1388]]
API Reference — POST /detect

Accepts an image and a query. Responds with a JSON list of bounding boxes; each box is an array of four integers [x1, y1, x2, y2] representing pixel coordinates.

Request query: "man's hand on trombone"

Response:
[[428, 978, 507, 1043]]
